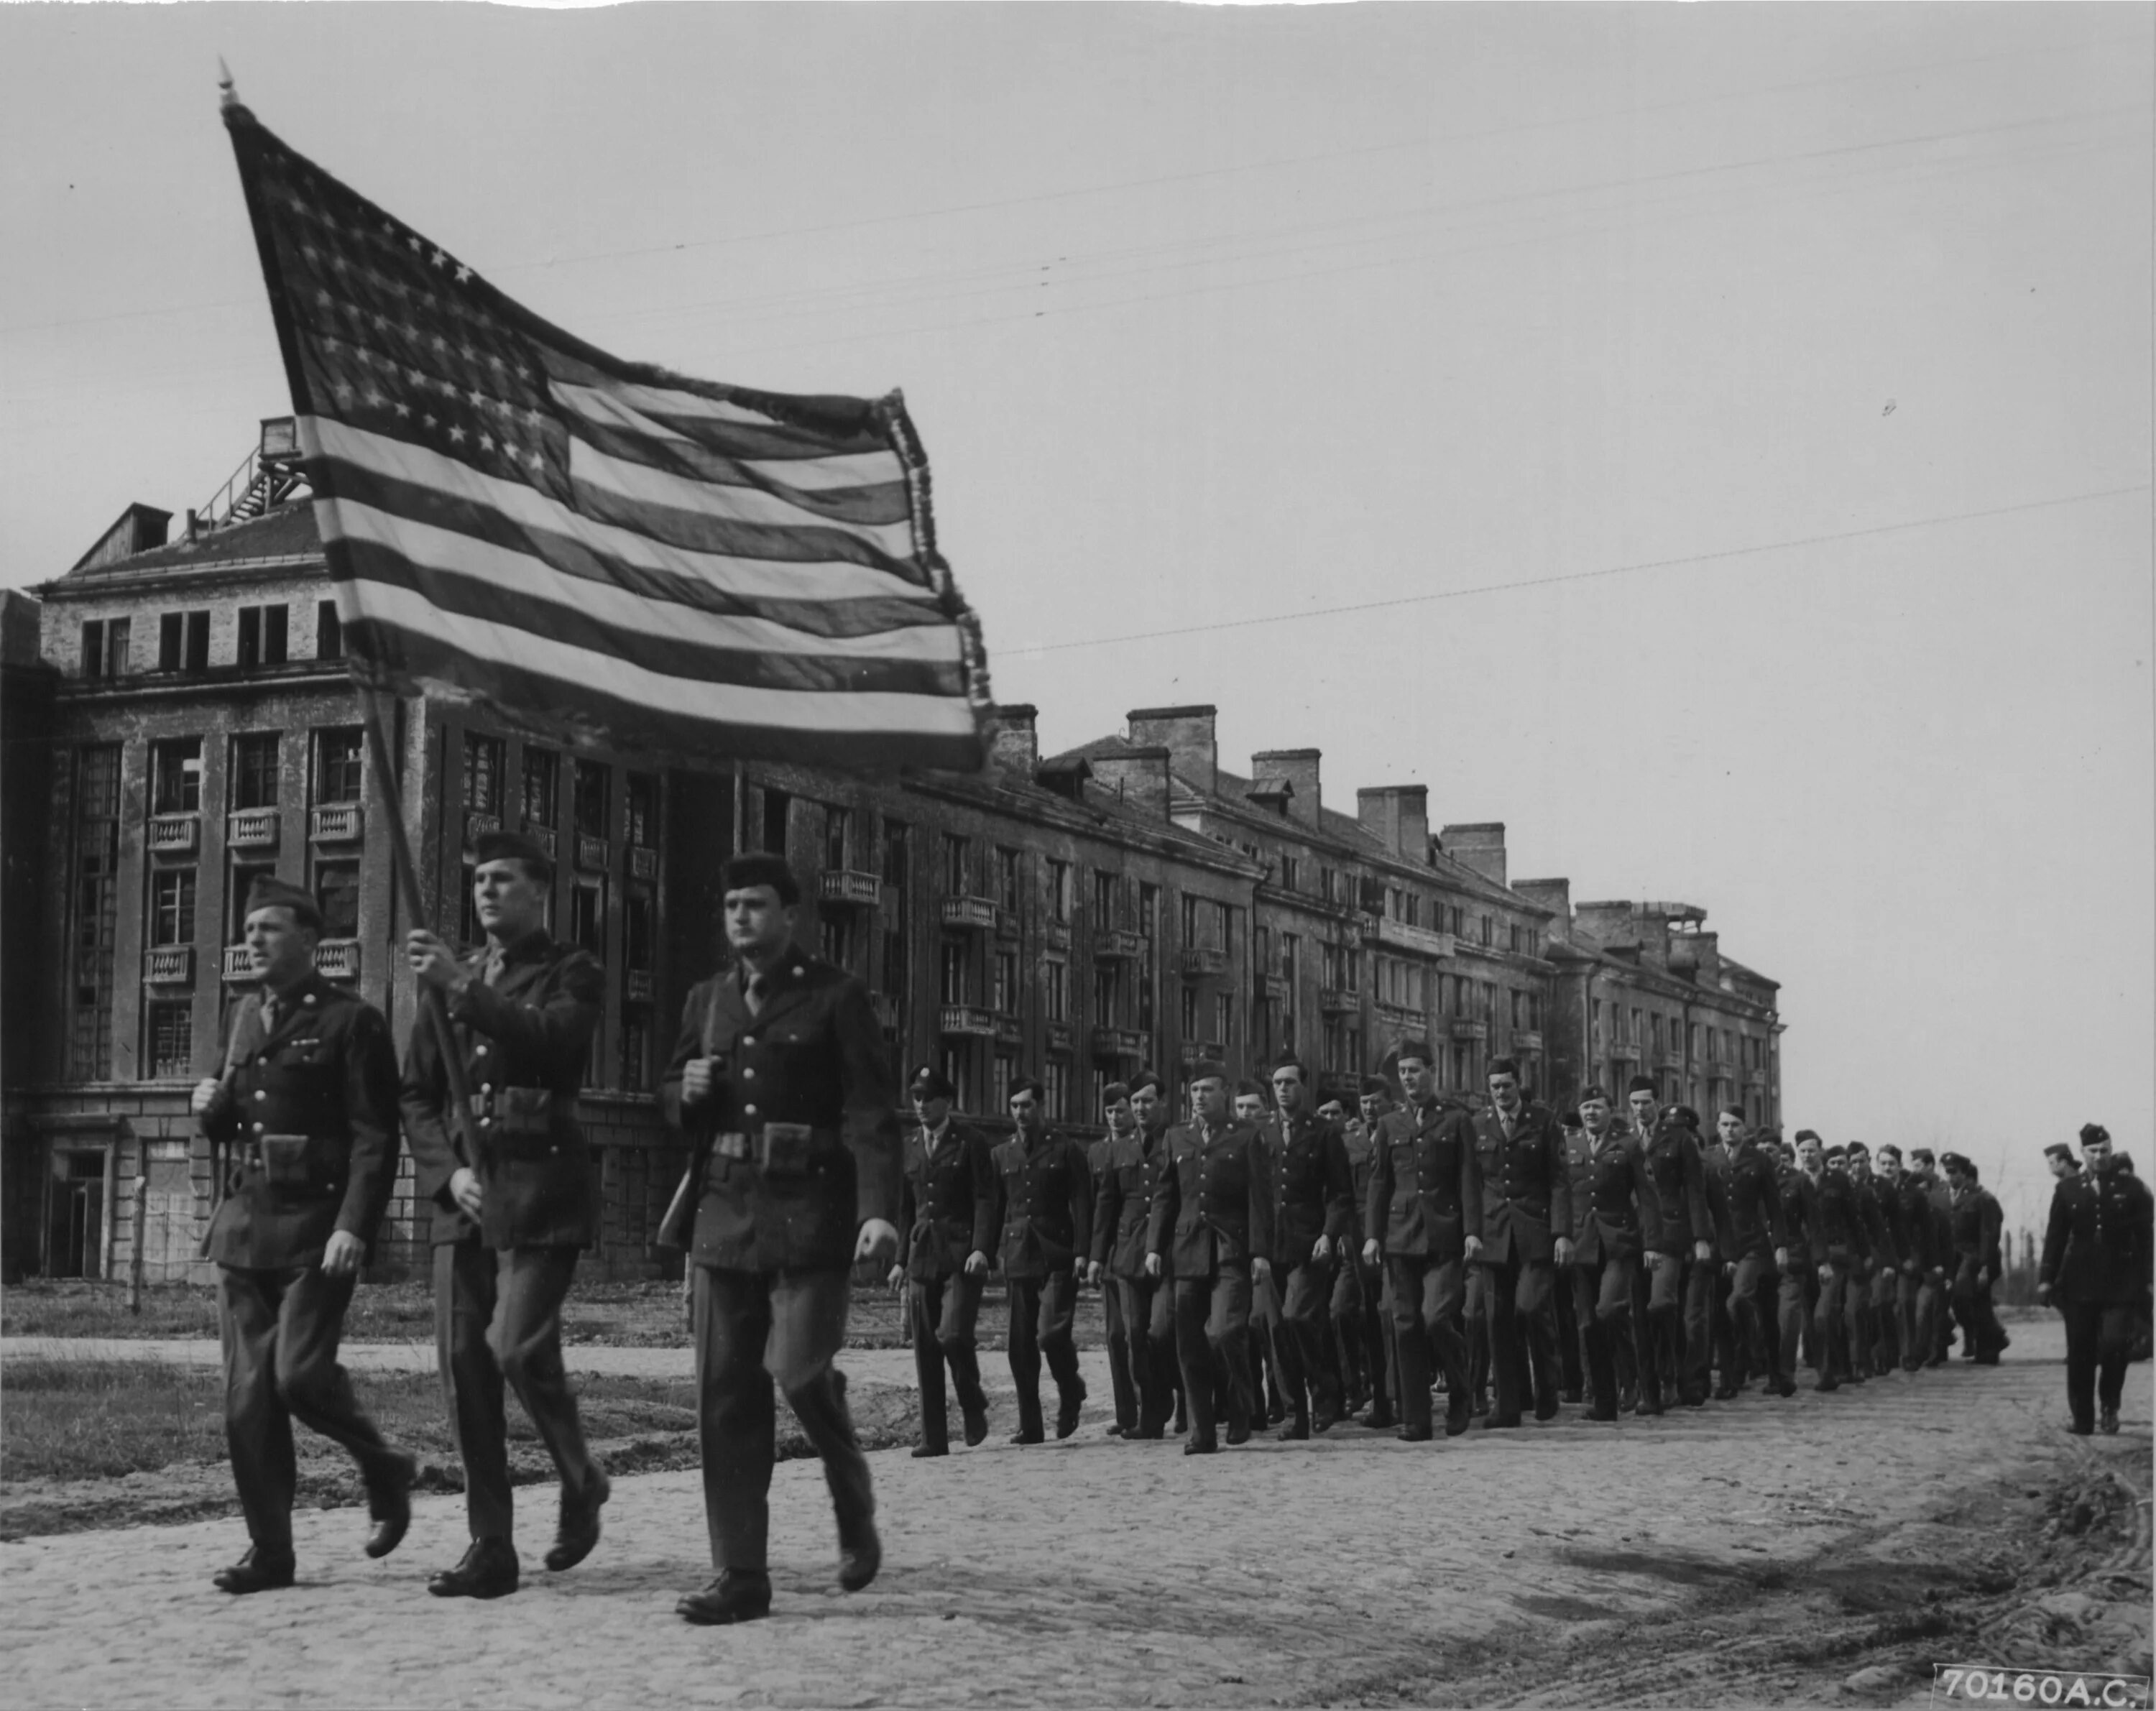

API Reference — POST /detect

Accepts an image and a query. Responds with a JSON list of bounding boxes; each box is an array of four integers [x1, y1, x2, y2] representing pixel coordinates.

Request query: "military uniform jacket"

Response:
[[994, 1130, 1092, 1279], [402, 930, 603, 1251], [1563, 1127, 1660, 1264], [2040, 1159, 2154, 1304], [660, 948, 902, 1274], [1888, 1176, 1937, 1271], [899, 1120, 1000, 1283], [1720, 1145, 1787, 1260], [1148, 1120, 1276, 1278], [1270, 1111, 1356, 1266], [1639, 1122, 1713, 1257], [1810, 1173, 1872, 1265], [1856, 1176, 1903, 1273], [1776, 1164, 1819, 1266], [1468, 1103, 1572, 1266], [201, 973, 400, 1270], [1091, 1130, 1168, 1280], [1364, 1102, 1480, 1260], [1947, 1186, 2004, 1273], [1698, 1141, 1734, 1260]]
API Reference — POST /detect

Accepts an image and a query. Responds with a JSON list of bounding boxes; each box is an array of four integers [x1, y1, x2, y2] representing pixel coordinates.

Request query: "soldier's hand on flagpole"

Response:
[[965, 1250, 988, 1278], [321, 1230, 365, 1276], [854, 1218, 898, 1264], [449, 1166, 484, 1219], [190, 1077, 222, 1117], [406, 929, 464, 992]]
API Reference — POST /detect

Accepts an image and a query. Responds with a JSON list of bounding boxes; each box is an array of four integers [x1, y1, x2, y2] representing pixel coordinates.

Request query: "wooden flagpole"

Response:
[[358, 686, 487, 1176]]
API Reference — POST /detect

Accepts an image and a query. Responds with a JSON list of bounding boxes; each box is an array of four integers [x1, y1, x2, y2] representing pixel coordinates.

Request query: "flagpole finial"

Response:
[[218, 58, 237, 109]]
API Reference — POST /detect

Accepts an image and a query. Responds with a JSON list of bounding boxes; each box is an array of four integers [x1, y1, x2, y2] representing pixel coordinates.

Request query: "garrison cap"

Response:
[[1940, 1151, 1972, 1174], [1128, 1069, 1166, 1099], [243, 874, 323, 933], [2080, 1122, 2111, 1147], [1577, 1084, 1611, 1105], [1559, 1107, 1583, 1130], [1393, 1040, 1436, 1068], [1845, 1140, 1870, 1158], [908, 1064, 955, 1101], [1824, 1145, 1848, 1163], [1626, 1075, 1658, 1096], [719, 852, 801, 903], [1101, 1080, 1133, 1106], [1234, 1078, 1267, 1099], [1186, 1059, 1230, 1086], [1358, 1075, 1391, 1097], [1873, 1141, 1899, 1160], [1907, 1146, 1936, 1165], [1793, 1128, 1821, 1145], [1674, 1106, 1701, 1131], [473, 829, 554, 880], [2044, 1143, 2077, 1164]]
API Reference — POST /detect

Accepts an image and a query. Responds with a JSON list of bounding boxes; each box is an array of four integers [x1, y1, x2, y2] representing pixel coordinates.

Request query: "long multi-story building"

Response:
[[0, 421, 1784, 1286]]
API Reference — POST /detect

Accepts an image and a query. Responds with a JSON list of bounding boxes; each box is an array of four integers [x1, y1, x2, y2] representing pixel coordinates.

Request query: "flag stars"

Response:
[[407, 235, 423, 253], [423, 413, 438, 430], [448, 424, 466, 445], [394, 402, 412, 420], [478, 432, 494, 453], [455, 264, 473, 285], [430, 248, 451, 270]]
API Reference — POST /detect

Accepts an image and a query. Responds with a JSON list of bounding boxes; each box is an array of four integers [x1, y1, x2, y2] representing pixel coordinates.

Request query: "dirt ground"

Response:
[[1, 1317, 2147, 1709]]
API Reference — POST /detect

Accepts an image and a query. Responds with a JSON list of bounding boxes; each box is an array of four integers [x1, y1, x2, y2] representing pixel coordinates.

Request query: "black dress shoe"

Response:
[[1363, 1408, 1397, 1431], [1773, 1376, 1797, 1398], [1534, 1393, 1562, 1422], [678, 1569, 772, 1625], [545, 1470, 610, 1572], [2100, 1406, 2120, 1435], [1712, 1384, 1740, 1401], [1103, 1422, 1128, 1438], [1055, 1384, 1087, 1440], [1445, 1401, 1472, 1438], [1639, 1389, 1666, 1417], [1276, 1417, 1311, 1442], [838, 1518, 880, 1592], [429, 1537, 520, 1600], [962, 1406, 989, 1448], [213, 1544, 295, 1595], [1182, 1437, 1219, 1455], [1396, 1424, 1434, 1442], [1560, 1386, 1583, 1406], [364, 1472, 413, 1560], [1009, 1429, 1044, 1446], [1483, 1413, 1522, 1431], [1813, 1378, 1840, 1394], [1225, 1420, 1251, 1447], [911, 1443, 949, 1458]]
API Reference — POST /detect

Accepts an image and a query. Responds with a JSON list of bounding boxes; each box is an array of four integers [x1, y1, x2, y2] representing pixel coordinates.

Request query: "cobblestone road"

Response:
[[4, 1319, 2147, 1709]]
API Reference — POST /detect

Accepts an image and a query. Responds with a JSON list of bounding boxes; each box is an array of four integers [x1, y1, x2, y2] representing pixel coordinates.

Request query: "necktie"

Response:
[[1501, 1110, 1516, 1140], [745, 972, 768, 1015], [259, 995, 277, 1035], [483, 945, 506, 987]]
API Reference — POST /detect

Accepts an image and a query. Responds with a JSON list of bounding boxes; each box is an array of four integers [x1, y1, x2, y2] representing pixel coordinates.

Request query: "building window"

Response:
[[1042, 1060, 1068, 1122], [1279, 855, 1299, 892], [150, 868, 198, 946], [315, 862, 361, 940], [231, 733, 280, 811], [992, 1053, 1016, 1114], [80, 617, 131, 678], [1093, 964, 1118, 1027], [824, 804, 852, 872], [228, 863, 273, 942], [1044, 957, 1068, 1022], [1323, 1020, 1345, 1073], [571, 879, 606, 958], [573, 760, 609, 841], [997, 847, 1021, 912], [1093, 869, 1118, 928], [881, 819, 909, 887], [151, 738, 203, 814], [620, 1008, 652, 1094], [68, 748, 121, 1080], [623, 890, 655, 974], [759, 787, 791, 855], [1047, 859, 1072, 923], [941, 834, 970, 897], [521, 747, 558, 831], [462, 733, 504, 814], [316, 599, 344, 660], [821, 910, 857, 969], [1319, 867, 1337, 903], [1214, 991, 1233, 1043], [1181, 985, 1199, 1038], [993, 949, 1018, 1015], [147, 1000, 193, 1080], [1480, 916, 1493, 947], [159, 610, 211, 672], [314, 729, 364, 803], [939, 939, 969, 1006], [236, 604, 288, 668], [627, 773, 658, 849], [880, 926, 907, 1004]]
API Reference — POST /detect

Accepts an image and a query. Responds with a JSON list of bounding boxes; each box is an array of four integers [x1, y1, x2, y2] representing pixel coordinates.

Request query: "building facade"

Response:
[[0, 426, 1784, 1285]]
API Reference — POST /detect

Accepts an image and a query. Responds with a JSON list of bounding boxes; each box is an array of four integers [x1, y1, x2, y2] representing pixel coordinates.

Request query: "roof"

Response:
[[49, 503, 324, 587]]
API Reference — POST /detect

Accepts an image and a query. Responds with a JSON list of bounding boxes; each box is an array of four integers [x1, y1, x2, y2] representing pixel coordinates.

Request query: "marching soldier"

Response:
[[1875, 1144, 1937, 1374], [193, 876, 413, 1593], [660, 853, 901, 1625], [1565, 1087, 1662, 1419], [1810, 1144, 1871, 1391], [1364, 1043, 1481, 1439], [1089, 1080, 1175, 1438], [2039, 1124, 2154, 1434], [995, 1078, 1092, 1443], [1127, 1071, 1187, 1434], [1942, 1153, 2008, 1365], [1690, 1107, 1743, 1398], [1266, 1059, 1356, 1438], [1775, 1134, 1823, 1380], [1908, 1148, 1957, 1364], [1145, 1061, 1276, 1453], [1237, 1079, 1291, 1426], [1333, 1077, 1401, 1428], [889, 1066, 998, 1456], [1848, 1143, 1905, 1375], [403, 831, 609, 1601], [1086, 1085, 1141, 1437], [1637, 1089, 1713, 1408], [1469, 1057, 1572, 1427], [1717, 1110, 1792, 1397]]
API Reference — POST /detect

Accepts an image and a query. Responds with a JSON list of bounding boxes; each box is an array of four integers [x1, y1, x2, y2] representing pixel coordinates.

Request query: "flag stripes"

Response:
[[225, 98, 990, 772]]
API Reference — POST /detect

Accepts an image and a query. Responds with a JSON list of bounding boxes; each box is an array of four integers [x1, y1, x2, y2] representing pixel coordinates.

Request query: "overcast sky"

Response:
[[3, 4, 2147, 1230]]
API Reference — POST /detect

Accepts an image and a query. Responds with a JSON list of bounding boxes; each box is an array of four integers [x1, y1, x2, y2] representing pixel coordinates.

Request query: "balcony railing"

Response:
[[576, 834, 609, 872], [221, 944, 257, 982], [1654, 1051, 1685, 1071], [1177, 1038, 1226, 1064], [1318, 985, 1356, 1016], [940, 897, 998, 932], [1376, 1001, 1427, 1034], [625, 969, 653, 1003], [226, 808, 280, 850], [939, 1005, 996, 1038], [1045, 1020, 1073, 1053], [1608, 1041, 1642, 1061], [1044, 919, 1071, 951], [1449, 1018, 1486, 1041], [144, 946, 193, 984], [1263, 972, 1290, 1002], [1743, 1066, 1767, 1087], [1509, 1028, 1543, 1053], [1091, 1025, 1147, 1060], [1374, 916, 1455, 960], [994, 1013, 1023, 1047], [1094, 928, 1144, 962], [462, 811, 500, 846], [630, 845, 658, 882], [1179, 945, 1231, 979], [819, 870, 881, 908], [149, 814, 198, 854], [316, 939, 361, 982], [310, 803, 364, 842]]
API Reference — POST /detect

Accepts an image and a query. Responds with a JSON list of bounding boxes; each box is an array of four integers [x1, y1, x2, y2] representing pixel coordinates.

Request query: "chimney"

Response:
[[1090, 744, 1171, 818], [1572, 900, 1638, 947], [990, 704, 1038, 778], [1357, 785, 1429, 863], [1439, 822, 1506, 887], [1514, 877, 1570, 936], [1251, 749, 1321, 829], [1126, 704, 1216, 795]]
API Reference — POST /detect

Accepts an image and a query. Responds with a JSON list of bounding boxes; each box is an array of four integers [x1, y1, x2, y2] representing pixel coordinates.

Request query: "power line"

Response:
[[1010, 485, 2152, 656]]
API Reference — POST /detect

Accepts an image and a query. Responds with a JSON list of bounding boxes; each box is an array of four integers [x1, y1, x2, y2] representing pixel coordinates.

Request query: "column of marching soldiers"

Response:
[[188, 842, 2152, 1629]]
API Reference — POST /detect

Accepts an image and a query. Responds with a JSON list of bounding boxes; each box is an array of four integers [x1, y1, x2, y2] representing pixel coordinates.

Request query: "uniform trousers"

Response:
[[1250, 1265, 1287, 1417], [1707, 1257, 1743, 1387], [1867, 1265, 1904, 1373], [1477, 1253, 1559, 1424], [1571, 1254, 1643, 1416], [1273, 1255, 1341, 1422], [435, 1240, 602, 1543], [1171, 1265, 1253, 1447], [1110, 1273, 1176, 1432], [221, 1263, 409, 1551], [1814, 1260, 1856, 1385], [1646, 1253, 1713, 1401], [1388, 1255, 1470, 1433], [1332, 1257, 1398, 1417], [1949, 1258, 2006, 1360], [1553, 1260, 1584, 1396], [2060, 1299, 2137, 1431], [1100, 1278, 1136, 1430], [1908, 1271, 1943, 1372], [907, 1271, 987, 1451], [1777, 1259, 1819, 1378], [1728, 1253, 1783, 1385], [691, 1263, 865, 1572], [1006, 1271, 1083, 1436]]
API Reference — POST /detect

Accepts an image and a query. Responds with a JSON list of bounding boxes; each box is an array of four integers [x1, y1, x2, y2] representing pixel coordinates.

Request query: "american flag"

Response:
[[224, 97, 992, 772]]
